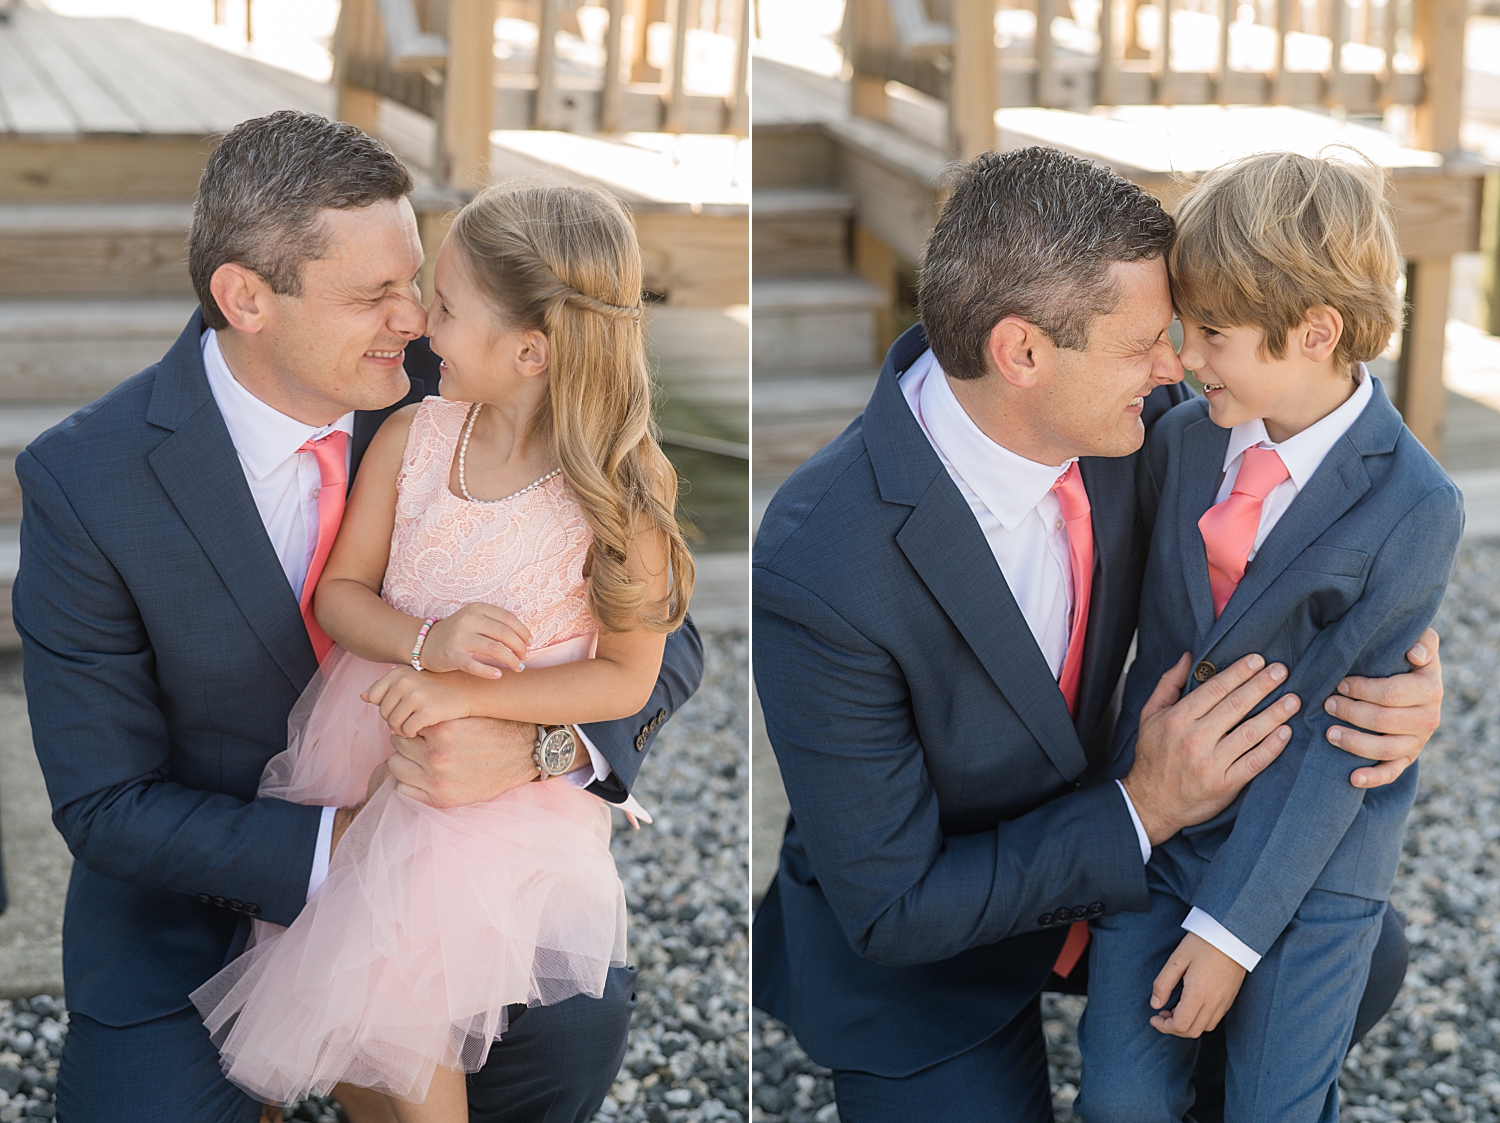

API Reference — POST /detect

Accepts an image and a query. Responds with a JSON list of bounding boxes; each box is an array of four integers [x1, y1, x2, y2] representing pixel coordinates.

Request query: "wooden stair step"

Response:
[[752, 368, 878, 481], [753, 274, 885, 371], [0, 405, 78, 522], [0, 298, 197, 401], [0, 521, 19, 649], [0, 203, 194, 296], [753, 188, 854, 275]]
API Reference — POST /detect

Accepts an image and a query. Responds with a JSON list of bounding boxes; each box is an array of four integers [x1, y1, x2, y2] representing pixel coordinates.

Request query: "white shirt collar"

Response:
[[1220, 364, 1374, 489], [903, 348, 1074, 530], [201, 330, 355, 481]]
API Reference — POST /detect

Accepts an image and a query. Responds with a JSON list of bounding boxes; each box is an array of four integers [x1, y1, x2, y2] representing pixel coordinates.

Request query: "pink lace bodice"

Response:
[[382, 398, 596, 649]]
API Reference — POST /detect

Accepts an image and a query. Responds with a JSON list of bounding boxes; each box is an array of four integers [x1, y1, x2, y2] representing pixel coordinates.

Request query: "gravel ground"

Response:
[[0, 628, 748, 1123], [752, 540, 1500, 1123]]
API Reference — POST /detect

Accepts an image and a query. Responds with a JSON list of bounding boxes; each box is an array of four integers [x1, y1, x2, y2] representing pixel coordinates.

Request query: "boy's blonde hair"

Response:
[[1168, 150, 1401, 370], [449, 183, 693, 633]]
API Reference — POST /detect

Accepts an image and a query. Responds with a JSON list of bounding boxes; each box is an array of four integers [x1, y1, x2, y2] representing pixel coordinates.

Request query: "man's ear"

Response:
[[986, 316, 1051, 389], [209, 263, 272, 334], [1298, 305, 1344, 365], [514, 329, 550, 379]]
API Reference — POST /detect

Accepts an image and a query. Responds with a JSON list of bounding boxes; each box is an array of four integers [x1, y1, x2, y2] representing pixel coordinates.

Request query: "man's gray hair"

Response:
[[188, 110, 414, 331], [918, 146, 1175, 379]]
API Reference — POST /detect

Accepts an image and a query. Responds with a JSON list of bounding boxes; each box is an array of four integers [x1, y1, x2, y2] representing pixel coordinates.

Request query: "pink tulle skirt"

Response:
[[190, 644, 627, 1106]]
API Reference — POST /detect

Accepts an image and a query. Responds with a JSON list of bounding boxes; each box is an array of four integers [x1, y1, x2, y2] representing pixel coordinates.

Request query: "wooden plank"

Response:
[[634, 211, 748, 305], [0, 136, 211, 201], [1391, 170, 1484, 259], [0, 26, 77, 135], [441, 0, 492, 190], [1397, 255, 1451, 457], [44, 14, 210, 133], [99, 18, 272, 133], [0, 203, 194, 297], [11, 8, 138, 134]]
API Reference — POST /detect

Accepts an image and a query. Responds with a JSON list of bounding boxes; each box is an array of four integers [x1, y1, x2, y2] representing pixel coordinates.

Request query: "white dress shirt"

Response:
[[201, 332, 614, 902], [901, 350, 1153, 874], [1181, 366, 1375, 970]]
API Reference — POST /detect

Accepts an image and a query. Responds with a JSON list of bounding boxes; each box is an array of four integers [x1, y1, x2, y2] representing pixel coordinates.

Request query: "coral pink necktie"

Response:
[[1198, 446, 1290, 619], [1050, 461, 1094, 977], [298, 430, 349, 663]]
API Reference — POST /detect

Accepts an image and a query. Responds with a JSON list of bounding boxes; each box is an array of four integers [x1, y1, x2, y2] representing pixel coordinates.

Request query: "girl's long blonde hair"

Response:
[[449, 183, 694, 632]]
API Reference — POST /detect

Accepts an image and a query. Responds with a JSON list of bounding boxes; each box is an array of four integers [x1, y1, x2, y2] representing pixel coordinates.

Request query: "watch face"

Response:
[[540, 728, 576, 775]]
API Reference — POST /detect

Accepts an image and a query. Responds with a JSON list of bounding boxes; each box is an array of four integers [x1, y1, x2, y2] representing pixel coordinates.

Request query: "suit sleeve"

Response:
[[579, 616, 705, 802], [12, 450, 322, 927], [755, 565, 1149, 969], [1190, 484, 1464, 954]]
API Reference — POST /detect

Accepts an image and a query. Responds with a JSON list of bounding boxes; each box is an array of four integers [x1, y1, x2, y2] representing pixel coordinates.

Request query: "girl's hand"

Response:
[[418, 604, 533, 677], [364, 667, 476, 738], [1148, 932, 1247, 1038]]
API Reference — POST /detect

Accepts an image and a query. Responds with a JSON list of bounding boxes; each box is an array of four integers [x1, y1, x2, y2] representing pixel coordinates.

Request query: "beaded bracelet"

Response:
[[410, 616, 441, 671]]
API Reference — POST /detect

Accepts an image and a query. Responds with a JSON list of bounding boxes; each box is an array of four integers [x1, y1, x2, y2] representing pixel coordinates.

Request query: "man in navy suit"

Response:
[[14, 111, 702, 1122], [752, 147, 1443, 1121]]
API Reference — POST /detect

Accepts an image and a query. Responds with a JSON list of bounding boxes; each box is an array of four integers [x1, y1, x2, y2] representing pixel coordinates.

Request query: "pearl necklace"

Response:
[[457, 403, 561, 504]]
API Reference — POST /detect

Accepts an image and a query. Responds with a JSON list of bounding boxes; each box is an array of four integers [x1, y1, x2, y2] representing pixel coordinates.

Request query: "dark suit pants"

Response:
[[829, 908, 1406, 1123], [55, 965, 637, 1123]]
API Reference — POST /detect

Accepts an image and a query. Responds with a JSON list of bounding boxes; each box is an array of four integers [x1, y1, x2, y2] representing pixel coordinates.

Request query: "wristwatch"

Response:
[[534, 724, 578, 778]]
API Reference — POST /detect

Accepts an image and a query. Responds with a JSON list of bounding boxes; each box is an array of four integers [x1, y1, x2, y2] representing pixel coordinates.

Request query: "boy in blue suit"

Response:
[[1075, 154, 1464, 1121]]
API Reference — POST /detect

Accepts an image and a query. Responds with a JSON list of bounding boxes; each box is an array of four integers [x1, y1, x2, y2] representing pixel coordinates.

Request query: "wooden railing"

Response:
[[846, 0, 1464, 160], [333, 0, 750, 190]]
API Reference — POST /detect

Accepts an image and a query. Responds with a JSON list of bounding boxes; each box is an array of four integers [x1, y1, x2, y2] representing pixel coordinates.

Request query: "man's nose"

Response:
[[1153, 337, 1186, 384], [391, 291, 427, 339]]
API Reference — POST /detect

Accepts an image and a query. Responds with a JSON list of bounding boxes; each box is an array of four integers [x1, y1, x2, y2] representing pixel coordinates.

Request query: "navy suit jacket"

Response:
[[13, 311, 703, 1028], [1113, 380, 1463, 955], [751, 325, 1191, 1076]]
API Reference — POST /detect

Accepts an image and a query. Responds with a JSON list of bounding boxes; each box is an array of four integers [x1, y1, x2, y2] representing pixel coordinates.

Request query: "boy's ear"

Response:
[[1299, 305, 1344, 365]]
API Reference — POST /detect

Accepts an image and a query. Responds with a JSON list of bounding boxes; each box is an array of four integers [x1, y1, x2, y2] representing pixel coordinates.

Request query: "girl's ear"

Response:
[[515, 330, 550, 378]]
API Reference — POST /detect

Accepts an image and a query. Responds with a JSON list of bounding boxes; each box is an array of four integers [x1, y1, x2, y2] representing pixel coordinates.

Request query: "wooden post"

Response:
[[728, 0, 750, 134], [534, 0, 562, 127], [849, 0, 893, 121], [602, 0, 627, 130], [1098, 0, 1118, 103], [1380, 0, 1398, 104], [333, 0, 381, 135], [442, 0, 494, 190], [1124, 0, 1149, 57], [1157, 0, 1174, 102], [1272, 0, 1290, 101], [1215, 0, 1232, 101], [629, 0, 662, 82], [245, 0, 253, 42], [1326, 0, 1346, 106], [1036, 0, 1058, 105], [1397, 257, 1450, 457], [950, 0, 997, 157], [663, 0, 692, 132], [1412, 0, 1464, 156]]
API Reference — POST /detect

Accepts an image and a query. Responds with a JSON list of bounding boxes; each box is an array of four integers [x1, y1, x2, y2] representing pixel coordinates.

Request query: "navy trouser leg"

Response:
[[831, 996, 1053, 1123], [55, 1008, 260, 1123], [466, 964, 637, 1123]]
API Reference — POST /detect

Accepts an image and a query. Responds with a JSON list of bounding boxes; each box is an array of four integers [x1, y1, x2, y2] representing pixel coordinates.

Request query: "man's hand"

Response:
[[1123, 652, 1300, 846], [1149, 932, 1247, 1038], [329, 803, 363, 859], [1329, 627, 1443, 789], [385, 716, 540, 808]]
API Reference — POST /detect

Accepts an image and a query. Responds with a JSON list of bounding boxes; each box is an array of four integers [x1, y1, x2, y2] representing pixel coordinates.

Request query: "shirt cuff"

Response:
[[1115, 779, 1152, 864], [559, 725, 613, 790], [1182, 906, 1263, 971], [307, 805, 336, 901]]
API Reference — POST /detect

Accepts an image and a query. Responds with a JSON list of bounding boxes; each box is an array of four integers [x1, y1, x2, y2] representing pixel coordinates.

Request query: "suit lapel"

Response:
[[147, 317, 318, 692], [1177, 414, 1229, 638], [1071, 456, 1131, 739], [1201, 432, 1371, 649]]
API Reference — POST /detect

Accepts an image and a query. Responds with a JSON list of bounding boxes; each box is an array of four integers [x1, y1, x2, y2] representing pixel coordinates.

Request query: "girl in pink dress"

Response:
[[191, 184, 695, 1121]]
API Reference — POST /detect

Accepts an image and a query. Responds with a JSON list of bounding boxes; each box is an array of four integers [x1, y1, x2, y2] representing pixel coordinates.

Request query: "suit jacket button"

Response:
[[1193, 660, 1216, 683], [212, 896, 227, 908], [635, 734, 646, 751], [245, 903, 261, 916], [1038, 912, 1054, 927], [197, 893, 211, 904], [228, 900, 243, 912]]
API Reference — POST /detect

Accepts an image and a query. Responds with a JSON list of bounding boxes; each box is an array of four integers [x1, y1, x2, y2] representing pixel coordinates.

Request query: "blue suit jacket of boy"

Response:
[[1112, 378, 1463, 956], [12, 311, 704, 1028], [752, 325, 1194, 1076]]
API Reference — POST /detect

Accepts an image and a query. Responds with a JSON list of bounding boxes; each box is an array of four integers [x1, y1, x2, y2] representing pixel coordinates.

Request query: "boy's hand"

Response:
[[365, 667, 477, 738], [419, 604, 533, 677], [1149, 932, 1247, 1038]]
